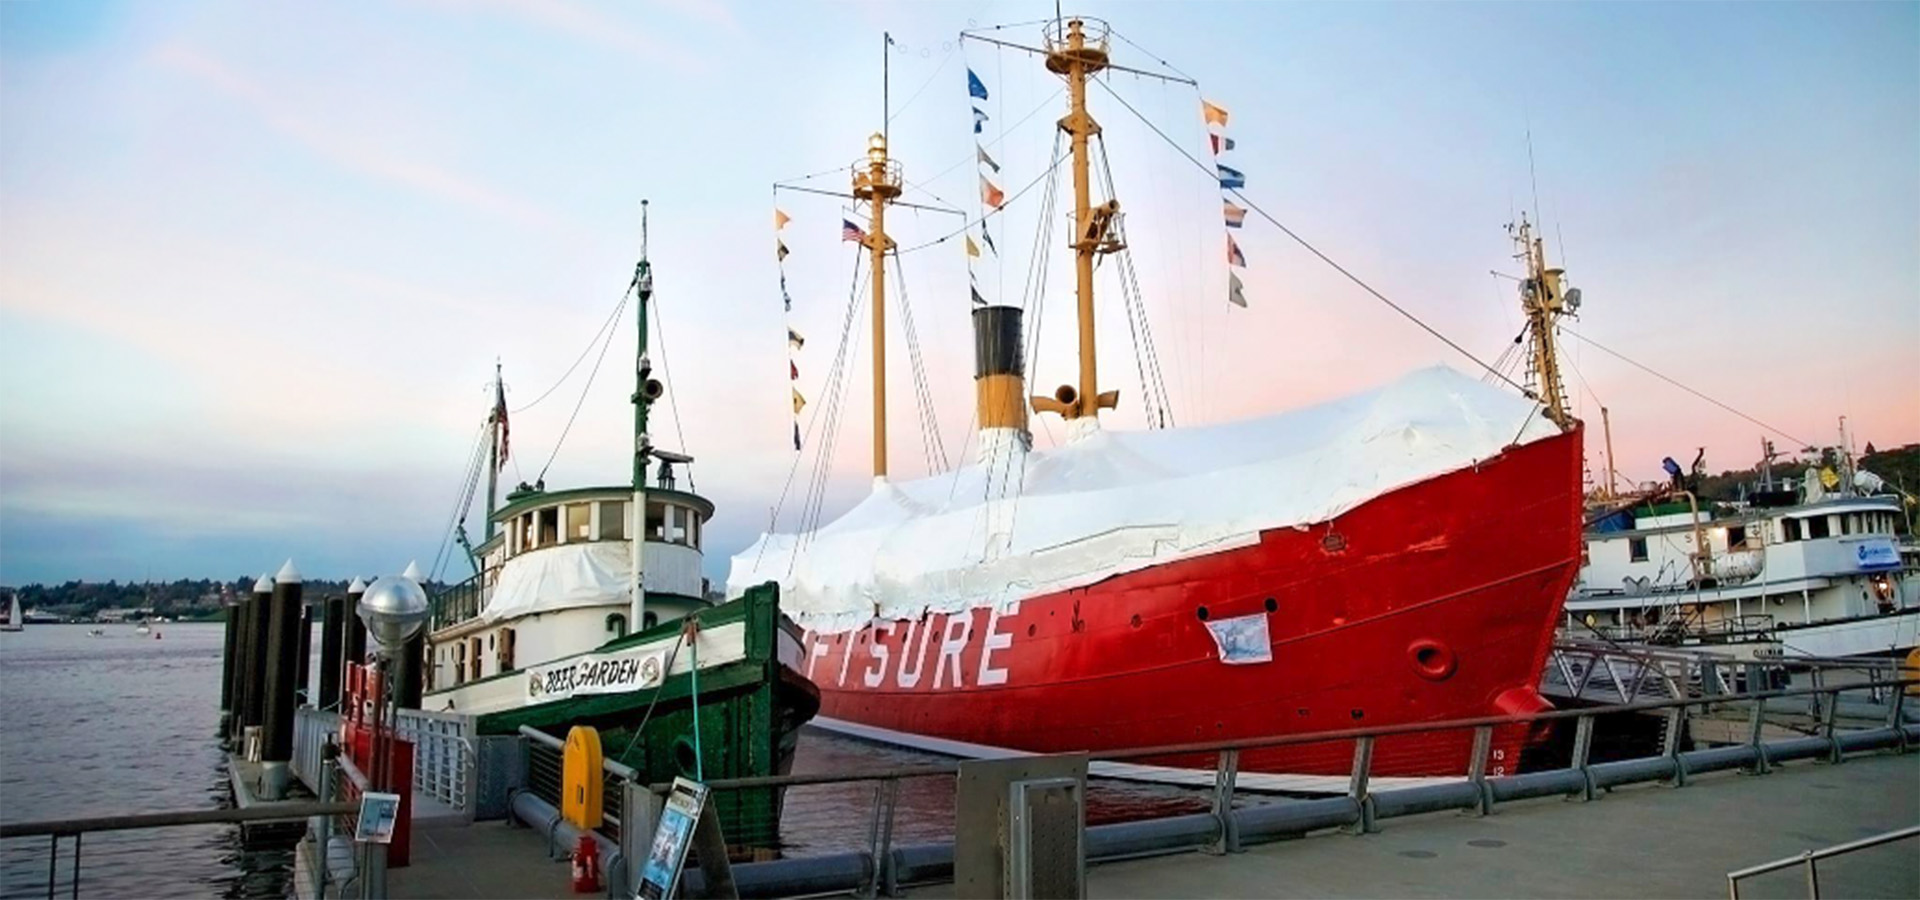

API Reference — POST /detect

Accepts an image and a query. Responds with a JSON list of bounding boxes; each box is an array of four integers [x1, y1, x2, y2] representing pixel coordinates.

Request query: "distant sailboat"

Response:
[[1, 594, 22, 632]]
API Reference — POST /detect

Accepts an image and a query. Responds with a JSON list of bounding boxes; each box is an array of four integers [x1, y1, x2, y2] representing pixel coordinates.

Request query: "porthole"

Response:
[[1408, 638, 1457, 681]]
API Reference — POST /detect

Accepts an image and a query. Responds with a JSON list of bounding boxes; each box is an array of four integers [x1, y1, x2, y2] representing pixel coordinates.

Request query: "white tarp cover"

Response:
[[729, 366, 1560, 633], [483, 541, 630, 623]]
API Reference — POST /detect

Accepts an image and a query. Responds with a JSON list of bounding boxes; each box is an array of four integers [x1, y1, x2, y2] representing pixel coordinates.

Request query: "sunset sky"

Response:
[[2, 1, 1915, 586]]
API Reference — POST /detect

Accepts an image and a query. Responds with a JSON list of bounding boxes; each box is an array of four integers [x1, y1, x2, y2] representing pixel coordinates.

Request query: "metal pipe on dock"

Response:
[[319, 592, 345, 711], [260, 559, 303, 799]]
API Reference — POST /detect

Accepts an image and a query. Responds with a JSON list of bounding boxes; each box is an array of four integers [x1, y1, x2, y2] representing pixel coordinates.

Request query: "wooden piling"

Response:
[[319, 593, 345, 711], [240, 574, 273, 739], [219, 594, 240, 731], [344, 577, 368, 686], [262, 560, 303, 774]]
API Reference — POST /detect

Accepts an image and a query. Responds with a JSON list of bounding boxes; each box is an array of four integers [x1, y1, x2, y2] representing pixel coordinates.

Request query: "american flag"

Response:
[[842, 218, 867, 242]]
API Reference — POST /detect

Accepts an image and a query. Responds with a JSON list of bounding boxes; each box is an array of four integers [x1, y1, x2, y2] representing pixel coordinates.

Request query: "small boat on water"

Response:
[[0, 594, 22, 632], [423, 207, 817, 843]]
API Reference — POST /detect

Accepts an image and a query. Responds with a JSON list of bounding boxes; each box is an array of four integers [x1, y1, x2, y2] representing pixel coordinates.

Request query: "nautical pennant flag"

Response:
[[965, 235, 981, 258], [774, 208, 791, 230], [980, 221, 997, 255], [1228, 271, 1247, 308], [1209, 134, 1236, 155], [790, 360, 799, 380], [1223, 201, 1246, 229], [788, 327, 805, 350], [1227, 235, 1246, 268], [968, 69, 989, 101], [971, 285, 988, 306], [1217, 164, 1246, 190], [842, 218, 867, 242], [1201, 98, 1230, 128], [972, 107, 990, 134], [977, 144, 1000, 173], [792, 388, 806, 414], [780, 272, 791, 311], [980, 176, 1005, 209], [793, 422, 802, 451], [776, 240, 789, 261]]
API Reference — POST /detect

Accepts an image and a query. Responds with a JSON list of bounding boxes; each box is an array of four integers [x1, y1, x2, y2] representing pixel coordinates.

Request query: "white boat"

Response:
[[1569, 431, 1918, 661], [0, 594, 21, 632]]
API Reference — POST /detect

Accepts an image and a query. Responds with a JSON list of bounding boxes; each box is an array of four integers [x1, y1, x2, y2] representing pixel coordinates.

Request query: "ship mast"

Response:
[[853, 134, 901, 480], [1512, 215, 1577, 431], [484, 361, 503, 541], [1031, 18, 1122, 427], [630, 200, 655, 629]]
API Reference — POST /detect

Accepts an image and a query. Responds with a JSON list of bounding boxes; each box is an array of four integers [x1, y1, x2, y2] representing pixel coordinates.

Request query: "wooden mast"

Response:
[[854, 133, 901, 480], [1033, 18, 1122, 426]]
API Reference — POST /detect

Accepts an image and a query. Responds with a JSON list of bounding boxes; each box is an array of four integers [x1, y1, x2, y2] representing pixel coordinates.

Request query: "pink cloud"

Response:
[[149, 43, 564, 233]]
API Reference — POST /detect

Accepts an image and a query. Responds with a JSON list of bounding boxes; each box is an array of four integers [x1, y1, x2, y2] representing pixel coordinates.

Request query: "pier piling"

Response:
[[344, 577, 368, 688], [218, 592, 240, 737], [319, 592, 345, 711], [238, 574, 273, 744], [261, 559, 304, 799]]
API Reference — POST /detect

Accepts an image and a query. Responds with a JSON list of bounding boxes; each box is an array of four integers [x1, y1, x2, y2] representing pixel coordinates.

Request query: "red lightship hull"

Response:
[[799, 426, 1583, 780]]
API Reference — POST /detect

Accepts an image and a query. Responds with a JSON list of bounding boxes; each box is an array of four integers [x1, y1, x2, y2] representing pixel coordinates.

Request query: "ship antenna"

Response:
[[1512, 214, 1575, 431]]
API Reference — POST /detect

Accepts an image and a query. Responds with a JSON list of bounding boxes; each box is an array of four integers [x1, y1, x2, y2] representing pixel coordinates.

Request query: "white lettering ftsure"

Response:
[[836, 632, 855, 687], [934, 612, 973, 689], [807, 632, 829, 680], [896, 618, 933, 688], [977, 600, 1021, 686], [862, 622, 895, 688]]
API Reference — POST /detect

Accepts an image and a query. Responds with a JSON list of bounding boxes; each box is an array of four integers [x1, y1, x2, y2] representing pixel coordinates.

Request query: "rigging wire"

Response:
[[797, 263, 872, 550], [1094, 133, 1176, 428], [1562, 328, 1808, 448], [1090, 78, 1529, 397], [428, 419, 491, 582], [889, 250, 951, 474], [535, 287, 632, 483], [898, 149, 1068, 255], [511, 289, 629, 414], [911, 88, 1066, 191], [648, 299, 696, 492], [753, 251, 866, 573]]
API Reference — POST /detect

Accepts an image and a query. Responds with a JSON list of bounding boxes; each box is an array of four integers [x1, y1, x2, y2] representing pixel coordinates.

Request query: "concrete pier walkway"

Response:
[[944, 752, 1920, 900], [375, 751, 1916, 899]]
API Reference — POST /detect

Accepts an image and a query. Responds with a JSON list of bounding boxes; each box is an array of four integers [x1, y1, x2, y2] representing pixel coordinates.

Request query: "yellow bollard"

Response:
[[562, 725, 604, 830], [1904, 647, 1919, 697]]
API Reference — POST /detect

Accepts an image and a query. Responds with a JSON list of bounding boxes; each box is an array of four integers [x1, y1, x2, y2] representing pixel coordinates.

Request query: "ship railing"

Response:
[[562, 673, 1917, 898], [0, 796, 372, 900], [293, 706, 482, 821], [428, 572, 489, 632], [1726, 824, 1920, 899]]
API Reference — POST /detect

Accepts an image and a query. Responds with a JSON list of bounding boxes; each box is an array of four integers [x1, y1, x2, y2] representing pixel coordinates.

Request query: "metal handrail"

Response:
[[0, 801, 359, 839], [652, 676, 1915, 793], [516, 724, 637, 780], [1726, 824, 1920, 898]]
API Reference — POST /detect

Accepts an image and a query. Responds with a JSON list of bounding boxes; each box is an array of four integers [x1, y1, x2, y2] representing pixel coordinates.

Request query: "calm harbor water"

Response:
[[0, 622, 1213, 897]]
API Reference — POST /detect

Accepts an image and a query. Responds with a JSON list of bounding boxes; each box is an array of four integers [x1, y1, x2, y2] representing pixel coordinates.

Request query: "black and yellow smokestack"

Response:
[[973, 305, 1029, 439]]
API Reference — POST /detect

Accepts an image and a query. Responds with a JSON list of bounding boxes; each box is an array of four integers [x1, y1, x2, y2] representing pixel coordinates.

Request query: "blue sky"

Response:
[[2, 1, 1915, 587]]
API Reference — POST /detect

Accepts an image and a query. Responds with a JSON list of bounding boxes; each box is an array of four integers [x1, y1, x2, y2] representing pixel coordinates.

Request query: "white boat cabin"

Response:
[[425, 483, 715, 695], [1570, 493, 1917, 657]]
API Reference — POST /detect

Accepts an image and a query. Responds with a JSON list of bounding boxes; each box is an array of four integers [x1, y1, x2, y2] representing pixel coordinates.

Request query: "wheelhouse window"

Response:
[[538, 507, 560, 546], [1628, 537, 1649, 563], [1727, 525, 1748, 551], [598, 501, 627, 541], [567, 503, 591, 541], [1807, 516, 1830, 539], [646, 502, 666, 541], [1783, 518, 1802, 542]]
